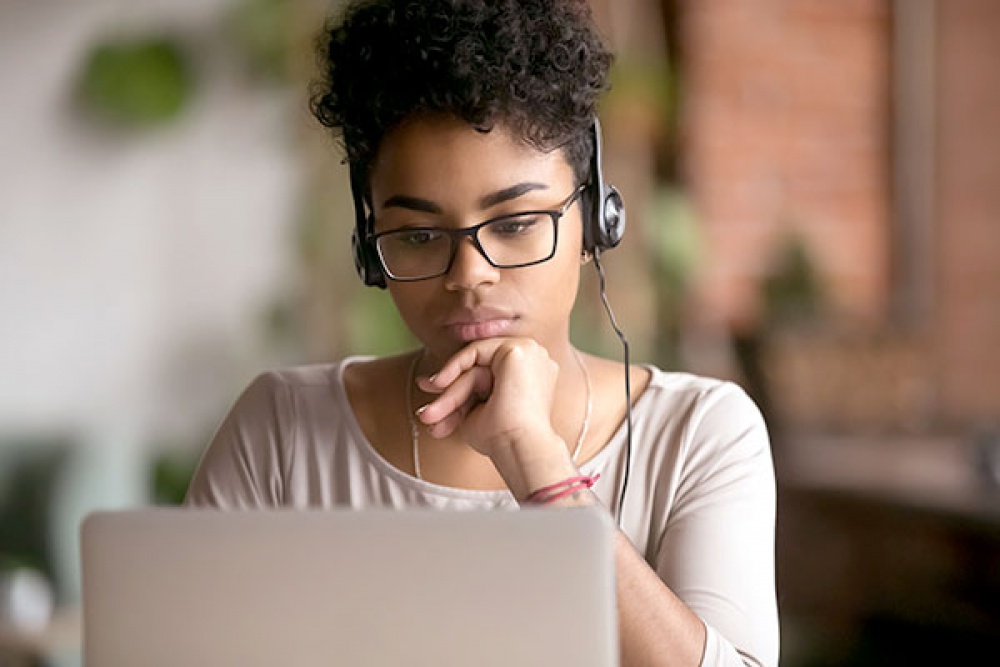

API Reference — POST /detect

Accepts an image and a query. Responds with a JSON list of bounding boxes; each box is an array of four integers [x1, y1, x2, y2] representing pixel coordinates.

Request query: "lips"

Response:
[[443, 308, 518, 342]]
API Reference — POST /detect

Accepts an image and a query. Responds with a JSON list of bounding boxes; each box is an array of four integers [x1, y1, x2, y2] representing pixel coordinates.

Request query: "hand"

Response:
[[414, 338, 562, 459]]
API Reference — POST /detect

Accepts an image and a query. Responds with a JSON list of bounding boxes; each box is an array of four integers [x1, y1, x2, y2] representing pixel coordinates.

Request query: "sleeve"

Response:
[[184, 372, 293, 509], [654, 383, 779, 667]]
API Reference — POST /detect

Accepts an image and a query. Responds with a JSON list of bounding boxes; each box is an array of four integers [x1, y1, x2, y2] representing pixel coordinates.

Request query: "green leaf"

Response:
[[77, 36, 193, 128]]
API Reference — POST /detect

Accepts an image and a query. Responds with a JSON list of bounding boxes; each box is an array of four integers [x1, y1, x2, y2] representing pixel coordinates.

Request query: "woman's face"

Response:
[[368, 114, 585, 364]]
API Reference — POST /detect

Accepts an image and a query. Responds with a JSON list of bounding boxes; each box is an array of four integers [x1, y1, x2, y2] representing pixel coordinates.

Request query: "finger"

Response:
[[425, 404, 468, 439], [425, 339, 508, 389], [416, 365, 492, 425], [421, 385, 480, 439], [415, 375, 443, 394]]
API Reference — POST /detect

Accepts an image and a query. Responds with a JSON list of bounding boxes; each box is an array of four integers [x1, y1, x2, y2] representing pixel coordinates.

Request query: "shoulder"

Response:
[[238, 357, 376, 401], [644, 367, 763, 425], [215, 359, 368, 432], [254, 360, 354, 391], [638, 367, 771, 465]]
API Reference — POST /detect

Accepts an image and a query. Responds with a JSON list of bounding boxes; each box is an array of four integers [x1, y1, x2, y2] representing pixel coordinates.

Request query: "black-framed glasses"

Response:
[[371, 185, 586, 282]]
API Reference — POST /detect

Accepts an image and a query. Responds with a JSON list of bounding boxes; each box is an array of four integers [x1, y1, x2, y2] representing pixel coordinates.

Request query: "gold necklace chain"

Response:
[[405, 348, 592, 481]]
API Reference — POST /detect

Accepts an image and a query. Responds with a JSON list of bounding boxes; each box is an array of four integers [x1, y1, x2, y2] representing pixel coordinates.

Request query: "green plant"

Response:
[[150, 451, 199, 505], [0, 443, 69, 581], [227, 0, 295, 83], [76, 35, 194, 128], [762, 235, 826, 326], [648, 186, 702, 369]]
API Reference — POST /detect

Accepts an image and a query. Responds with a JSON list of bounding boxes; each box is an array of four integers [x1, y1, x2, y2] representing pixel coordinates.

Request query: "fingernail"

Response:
[[415, 404, 428, 416], [427, 373, 437, 384]]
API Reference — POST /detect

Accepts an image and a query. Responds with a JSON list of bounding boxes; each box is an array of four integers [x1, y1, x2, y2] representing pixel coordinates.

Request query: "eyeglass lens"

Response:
[[377, 213, 556, 279]]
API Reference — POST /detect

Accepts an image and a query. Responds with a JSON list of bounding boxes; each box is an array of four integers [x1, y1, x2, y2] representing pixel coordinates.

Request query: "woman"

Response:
[[186, 1, 779, 665]]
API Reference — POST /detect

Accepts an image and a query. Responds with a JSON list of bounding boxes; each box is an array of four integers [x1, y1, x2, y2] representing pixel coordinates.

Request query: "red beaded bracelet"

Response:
[[525, 473, 601, 505]]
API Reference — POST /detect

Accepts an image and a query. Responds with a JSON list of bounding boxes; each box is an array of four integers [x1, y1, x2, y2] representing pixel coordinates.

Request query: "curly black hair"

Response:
[[310, 0, 613, 186]]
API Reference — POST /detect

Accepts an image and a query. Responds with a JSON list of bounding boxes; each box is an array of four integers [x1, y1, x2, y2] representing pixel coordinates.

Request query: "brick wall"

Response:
[[934, 0, 1000, 423], [680, 0, 892, 328], [679, 0, 1000, 426]]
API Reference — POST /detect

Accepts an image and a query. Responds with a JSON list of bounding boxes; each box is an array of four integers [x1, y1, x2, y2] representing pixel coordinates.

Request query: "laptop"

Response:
[[80, 507, 618, 666]]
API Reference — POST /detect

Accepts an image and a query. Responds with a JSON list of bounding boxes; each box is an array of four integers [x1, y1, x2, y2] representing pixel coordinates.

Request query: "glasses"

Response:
[[371, 185, 586, 282]]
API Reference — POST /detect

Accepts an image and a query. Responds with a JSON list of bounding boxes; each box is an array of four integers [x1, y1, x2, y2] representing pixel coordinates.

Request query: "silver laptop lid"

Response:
[[81, 508, 618, 666]]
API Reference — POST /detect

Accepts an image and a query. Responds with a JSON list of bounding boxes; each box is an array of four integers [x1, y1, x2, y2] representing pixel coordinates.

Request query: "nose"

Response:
[[443, 236, 499, 290]]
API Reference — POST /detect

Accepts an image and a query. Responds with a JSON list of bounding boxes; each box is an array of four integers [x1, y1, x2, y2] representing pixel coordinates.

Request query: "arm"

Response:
[[417, 342, 777, 667], [615, 528, 708, 667], [486, 430, 708, 667], [650, 384, 778, 667]]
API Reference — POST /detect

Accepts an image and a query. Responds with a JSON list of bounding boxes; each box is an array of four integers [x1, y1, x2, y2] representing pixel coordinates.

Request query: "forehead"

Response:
[[369, 115, 575, 205]]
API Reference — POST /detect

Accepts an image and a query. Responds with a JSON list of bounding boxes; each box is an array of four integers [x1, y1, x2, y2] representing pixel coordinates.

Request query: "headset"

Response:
[[349, 159, 386, 288], [347, 116, 633, 523], [349, 117, 625, 288], [582, 116, 626, 254]]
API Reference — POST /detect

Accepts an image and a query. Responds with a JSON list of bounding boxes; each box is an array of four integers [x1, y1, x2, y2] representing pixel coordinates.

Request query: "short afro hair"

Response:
[[309, 0, 613, 186]]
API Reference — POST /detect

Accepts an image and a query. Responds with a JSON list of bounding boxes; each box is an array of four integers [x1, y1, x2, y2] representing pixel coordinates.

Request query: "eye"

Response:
[[488, 215, 544, 237], [392, 228, 445, 247]]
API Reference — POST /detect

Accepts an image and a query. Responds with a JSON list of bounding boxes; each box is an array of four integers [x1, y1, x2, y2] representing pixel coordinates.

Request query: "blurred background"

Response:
[[1, 0, 997, 664]]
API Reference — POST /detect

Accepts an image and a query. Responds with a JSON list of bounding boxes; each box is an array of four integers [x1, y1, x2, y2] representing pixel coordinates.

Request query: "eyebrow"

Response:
[[478, 182, 549, 209], [380, 195, 442, 215], [379, 182, 549, 215]]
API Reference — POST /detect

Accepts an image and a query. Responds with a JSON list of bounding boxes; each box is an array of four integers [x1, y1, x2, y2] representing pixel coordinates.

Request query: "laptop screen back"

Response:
[[81, 508, 618, 666]]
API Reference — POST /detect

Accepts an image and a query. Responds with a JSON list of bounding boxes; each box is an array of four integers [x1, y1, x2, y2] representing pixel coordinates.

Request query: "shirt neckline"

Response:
[[331, 354, 660, 500]]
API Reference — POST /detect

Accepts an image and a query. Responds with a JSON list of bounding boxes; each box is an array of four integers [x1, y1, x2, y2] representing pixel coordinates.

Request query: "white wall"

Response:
[[0, 0, 299, 599]]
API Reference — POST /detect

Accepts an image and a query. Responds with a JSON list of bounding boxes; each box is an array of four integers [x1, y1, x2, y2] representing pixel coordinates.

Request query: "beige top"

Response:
[[186, 357, 779, 667]]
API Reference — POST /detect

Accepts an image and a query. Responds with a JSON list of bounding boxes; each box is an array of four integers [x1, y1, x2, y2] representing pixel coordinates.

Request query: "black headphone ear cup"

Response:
[[587, 117, 626, 252], [351, 228, 365, 280], [601, 186, 625, 249], [349, 162, 387, 288], [352, 228, 386, 288], [582, 186, 598, 252]]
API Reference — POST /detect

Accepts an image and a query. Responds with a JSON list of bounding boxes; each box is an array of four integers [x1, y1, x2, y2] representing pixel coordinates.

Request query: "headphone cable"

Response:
[[592, 249, 631, 525]]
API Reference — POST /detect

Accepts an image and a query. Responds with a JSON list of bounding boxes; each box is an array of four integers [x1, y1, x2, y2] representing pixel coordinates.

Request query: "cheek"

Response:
[[386, 284, 434, 336], [525, 216, 584, 302], [524, 244, 583, 312], [562, 216, 586, 258]]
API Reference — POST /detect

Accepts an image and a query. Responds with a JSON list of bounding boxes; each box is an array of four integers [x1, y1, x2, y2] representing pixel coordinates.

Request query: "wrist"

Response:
[[524, 474, 601, 507], [488, 430, 578, 502]]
